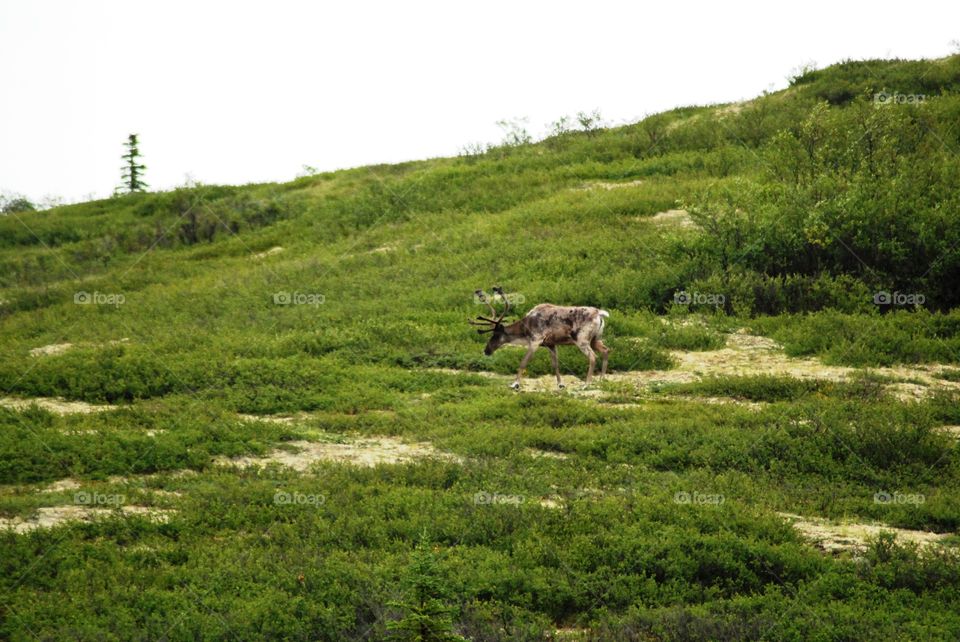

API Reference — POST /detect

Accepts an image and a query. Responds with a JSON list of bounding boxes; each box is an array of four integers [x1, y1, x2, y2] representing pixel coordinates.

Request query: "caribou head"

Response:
[[468, 286, 514, 356]]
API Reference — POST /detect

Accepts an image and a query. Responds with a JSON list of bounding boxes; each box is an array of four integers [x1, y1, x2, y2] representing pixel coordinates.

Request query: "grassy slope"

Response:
[[1, 56, 960, 640]]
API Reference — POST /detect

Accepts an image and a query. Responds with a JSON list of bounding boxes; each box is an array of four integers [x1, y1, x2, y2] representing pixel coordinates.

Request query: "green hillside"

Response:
[[2, 56, 960, 640]]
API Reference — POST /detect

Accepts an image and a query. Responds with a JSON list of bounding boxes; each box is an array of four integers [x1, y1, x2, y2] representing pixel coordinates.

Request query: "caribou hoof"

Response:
[[509, 381, 521, 391]]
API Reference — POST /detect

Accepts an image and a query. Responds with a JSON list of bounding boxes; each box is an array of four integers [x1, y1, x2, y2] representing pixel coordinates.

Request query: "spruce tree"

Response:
[[120, 133, 148, 193], [387, 531, 464, 642]]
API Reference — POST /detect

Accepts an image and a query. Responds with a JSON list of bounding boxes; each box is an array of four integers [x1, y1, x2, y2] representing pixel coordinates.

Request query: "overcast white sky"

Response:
[[1, 1, 958, 204]]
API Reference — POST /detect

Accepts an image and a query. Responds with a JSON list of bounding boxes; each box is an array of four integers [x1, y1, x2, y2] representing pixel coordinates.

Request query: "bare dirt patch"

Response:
[[433, 368, 500, 377], [29, 342, 74, 357], [29, 338, 129, 358], [0, 396, 112, 415], [932, 366, 960, 380], [665, 118, 691, 133], [526, 448, 570, 460], [215, 437, 462, 470], [238, 413, 299, 425], [778, 512, 949, 554], [438, 324, 959, 401], [238, 410, 395, 425], [647, 209, 697, 228], [149, 489, 184, 499], [715, 102, 746, 117], [107, 469, 198, 485], [884, 382, 930, 402], [665, 395, 765, 410], [605, 328, 957, 400], [936, 425, 960, 439], [252, 246, 284, 259], [693, 332, 953, 388], [0, 505, 175, 534], [13, 434, 453, 508], [575, 179, 645, 191], [27, 476, 187, 499], [549, 627, 590, 641], [40, 479, 82, 494]]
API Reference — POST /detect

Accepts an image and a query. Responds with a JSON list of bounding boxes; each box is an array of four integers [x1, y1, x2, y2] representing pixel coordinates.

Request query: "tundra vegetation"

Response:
[[2, 56, 960, 640]]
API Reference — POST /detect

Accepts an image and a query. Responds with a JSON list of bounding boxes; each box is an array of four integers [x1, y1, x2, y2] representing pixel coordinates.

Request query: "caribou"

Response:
[[469, 286, 611, 390]]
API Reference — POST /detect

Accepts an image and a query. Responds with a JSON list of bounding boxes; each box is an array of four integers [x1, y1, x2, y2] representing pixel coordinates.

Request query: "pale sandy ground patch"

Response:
[[526, 448, 570, 460], [106, 469, 198, 485], [933, 366, 960, 378], [40, 479, 82, 493], [238, 413, 298, 425], [1, 474, 189, 533], [55, 427, 167, 437], [659, 329, 960, 401], [29, 338, 129, 357], [665, 117, 691, 133], [28, 474, 190, 496], [0, 396, 112, 414], [424, 368, 500, 379], [542, 329, 957, 400], [215, 437, 462, 470], [777, 512, 950, 554], [59, 427, 99, 436], [715, 101, 747, 117], [252, 246, 284, 259], [238, 410, 396, 425], [29, 342, 74, 357], [431, 325, 960, 402], [0, 505, 175, 534], [574, 179, 645, 191], [647, 208, 697, 228], [149, 489, 184, 498], [936, 425, 960, 439], [2, 431, 453, 532], [664, 395, 765, 410]]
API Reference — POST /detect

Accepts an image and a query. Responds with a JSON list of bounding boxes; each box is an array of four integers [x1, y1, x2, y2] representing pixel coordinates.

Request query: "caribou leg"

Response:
[[577, 341, 597, 385], [512, 343, 540, 390], [592, 338, 610, 380], [547, 346, 564, 389]]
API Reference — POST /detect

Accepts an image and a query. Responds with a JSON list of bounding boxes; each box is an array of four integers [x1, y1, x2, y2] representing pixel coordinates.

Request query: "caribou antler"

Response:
[[468, 286, 512, 333], [475, 289, 499, 320], [492, 286, 510, 320]]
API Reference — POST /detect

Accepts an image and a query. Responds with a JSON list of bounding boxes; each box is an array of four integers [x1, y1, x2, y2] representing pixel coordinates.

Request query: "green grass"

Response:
[[2, 55, 960, 640]]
